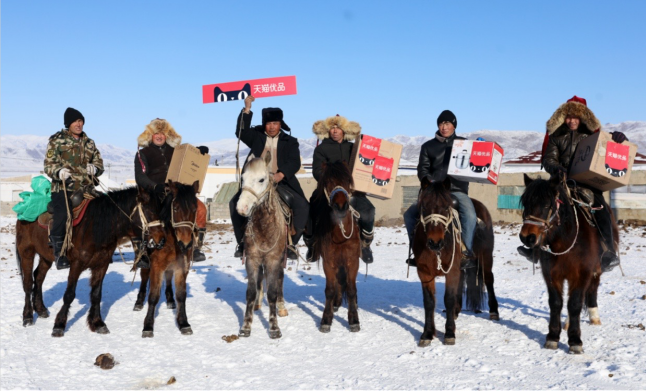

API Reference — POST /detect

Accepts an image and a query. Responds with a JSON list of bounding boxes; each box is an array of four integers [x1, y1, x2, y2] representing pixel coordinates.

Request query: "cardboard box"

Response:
[[569, 131, 638, 191], [166, 144, 210, 193], [349, 134, 403, 199], [447, 140, 504, 185]]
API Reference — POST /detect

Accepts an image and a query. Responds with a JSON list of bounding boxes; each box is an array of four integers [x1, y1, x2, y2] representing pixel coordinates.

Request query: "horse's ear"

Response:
[[523, 173, 534, 186], [420, 176, 431, 190], [167, 179, 178, 195], [442, 176, 452, 191], [192, 180, 199, 193], [138, 186, 150, 203], [246, 153, 255, 164], [264, 151, 271, 166]]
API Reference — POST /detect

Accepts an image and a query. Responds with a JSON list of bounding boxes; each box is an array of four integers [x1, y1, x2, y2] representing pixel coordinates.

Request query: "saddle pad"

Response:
[[37, 199, 92, 229]]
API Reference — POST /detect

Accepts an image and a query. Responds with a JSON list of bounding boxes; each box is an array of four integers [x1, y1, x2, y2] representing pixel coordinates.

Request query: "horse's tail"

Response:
[[463, 265, 486, 313], [337, 265, 348, 305]]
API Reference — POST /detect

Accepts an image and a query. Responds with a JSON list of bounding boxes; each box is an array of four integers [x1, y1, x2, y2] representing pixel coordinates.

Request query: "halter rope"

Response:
[[418, 207, 462, 274]]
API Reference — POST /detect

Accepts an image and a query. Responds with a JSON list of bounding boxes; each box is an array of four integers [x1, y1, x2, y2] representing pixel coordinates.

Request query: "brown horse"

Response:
[[236, 152, 289, 339], [413, 177, 498, 347], [311, 161, 361, 333], [141, 180, 199, 338], [519, 174, 615, 354], [15, 186, 166, 335]]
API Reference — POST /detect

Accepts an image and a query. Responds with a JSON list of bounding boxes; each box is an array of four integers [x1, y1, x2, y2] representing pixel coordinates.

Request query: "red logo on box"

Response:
[[605, 142, 629, 177], [372, 156, 393, 186], [359, 135, 381, 166], [202, 76, 297, 104]]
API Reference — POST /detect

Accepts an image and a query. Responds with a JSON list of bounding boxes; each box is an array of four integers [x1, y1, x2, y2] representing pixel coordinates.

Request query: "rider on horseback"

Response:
[[44, 107, 104, 270], [230, 96, 309, 260], [517, 96, 627, 273], [306, 114, 376, 264], [134, 118, 210, 267], [403, 110, 478, 271]]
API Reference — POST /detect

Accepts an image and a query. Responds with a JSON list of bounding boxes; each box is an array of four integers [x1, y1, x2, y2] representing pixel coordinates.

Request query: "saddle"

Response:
[[275, 186, 296, 236], [37, 195, 93, 230]]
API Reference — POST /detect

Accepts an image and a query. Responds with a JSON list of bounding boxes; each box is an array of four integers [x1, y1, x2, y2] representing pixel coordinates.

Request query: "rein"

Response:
[[524, 190, 580, 256], [324, 185, 360, 240], [419, 206, 462, 274]]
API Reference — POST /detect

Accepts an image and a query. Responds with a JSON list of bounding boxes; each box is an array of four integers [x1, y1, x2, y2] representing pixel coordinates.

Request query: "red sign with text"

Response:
[[202, 76, 297, 104]]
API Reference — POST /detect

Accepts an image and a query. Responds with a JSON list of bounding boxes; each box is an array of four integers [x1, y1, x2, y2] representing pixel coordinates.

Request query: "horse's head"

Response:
[[417, 177, 456, 252], [134, 186, 167, 250], [237, 153, 272, 217], [519, 174, 563, 249], [318, 161, 354, 221], [164, 179, 199, 254]]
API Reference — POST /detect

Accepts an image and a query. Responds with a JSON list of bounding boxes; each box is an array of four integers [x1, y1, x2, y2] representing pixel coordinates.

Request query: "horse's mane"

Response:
[[418, 181, 453, 211], [316, 161, 354, 195], [159, 182, 196, 225], [520, 178, 576, 238], [89, 186, 142, 245]]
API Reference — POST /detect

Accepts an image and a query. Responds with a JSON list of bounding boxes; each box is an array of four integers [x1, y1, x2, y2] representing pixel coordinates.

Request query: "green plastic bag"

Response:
[[13, 176, 52, 222]]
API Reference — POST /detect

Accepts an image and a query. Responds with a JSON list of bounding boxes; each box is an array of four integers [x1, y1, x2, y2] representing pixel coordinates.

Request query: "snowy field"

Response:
[[1, 216, 645, 390]]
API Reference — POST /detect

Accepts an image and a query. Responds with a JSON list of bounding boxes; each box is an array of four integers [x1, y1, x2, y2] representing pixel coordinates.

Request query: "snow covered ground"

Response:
[[1, 217, 644, 390]]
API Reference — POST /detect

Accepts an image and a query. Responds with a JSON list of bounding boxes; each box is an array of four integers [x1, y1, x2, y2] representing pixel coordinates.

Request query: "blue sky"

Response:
[[2, 0, 645, 150]]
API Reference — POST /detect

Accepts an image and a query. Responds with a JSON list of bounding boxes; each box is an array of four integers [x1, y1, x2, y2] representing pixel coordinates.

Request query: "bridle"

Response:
[[523, 191, 579, 256], [418, 204, 461, 274], [324, 185, 360, 240], [130, 202, 166, 249]]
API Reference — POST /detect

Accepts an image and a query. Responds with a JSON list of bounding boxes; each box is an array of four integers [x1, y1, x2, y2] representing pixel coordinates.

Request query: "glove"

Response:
[[476, 137, 486, 141], [154, 183, 166, 200], [556, 165, 568, 180], [58, 168, 72, 181], [611, 131, 627, 144], [86, 164, 97, 175], [198, 146, 209, 155]]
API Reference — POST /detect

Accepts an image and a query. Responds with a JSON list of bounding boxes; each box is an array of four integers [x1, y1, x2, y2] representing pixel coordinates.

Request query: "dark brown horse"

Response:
[[141, 180, 199, 338], [15, 186, 166, 335], [311, 161, 361, 333], [519, 174, 615, 354], [413, 177, 498, 347]]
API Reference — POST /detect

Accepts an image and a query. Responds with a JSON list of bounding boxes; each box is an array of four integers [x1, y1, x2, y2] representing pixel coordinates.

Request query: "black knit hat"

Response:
[[64, 107, 85, 128], [437, 110, 457, 129], [262, 107, 290, 132]]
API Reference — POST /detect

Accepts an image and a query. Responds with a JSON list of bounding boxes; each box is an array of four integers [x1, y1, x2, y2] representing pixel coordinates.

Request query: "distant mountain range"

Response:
[[2, 122, 644, 186]]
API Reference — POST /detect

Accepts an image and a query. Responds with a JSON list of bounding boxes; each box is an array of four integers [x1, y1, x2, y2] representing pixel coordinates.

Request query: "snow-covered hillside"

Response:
[[1, 218, 644, 389]]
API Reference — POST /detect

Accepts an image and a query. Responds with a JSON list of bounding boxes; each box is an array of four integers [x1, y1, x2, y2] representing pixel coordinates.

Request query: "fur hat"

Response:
[[262, 107, 290, 132], [312, 115, 362, 141], [437, 110, 457, 129], [137, 118, 182, 148], [64, 107, 85, 128], [546, 95, 601, 135]]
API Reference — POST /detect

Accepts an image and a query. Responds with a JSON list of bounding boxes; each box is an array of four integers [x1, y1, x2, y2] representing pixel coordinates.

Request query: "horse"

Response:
[[236, 152, 289, 339], [140, 180, 200, 338], [311, 161, 361, 333], [519, 174, 616, 354], [413, 177, 498, 347], [15, 185, 166, 335]]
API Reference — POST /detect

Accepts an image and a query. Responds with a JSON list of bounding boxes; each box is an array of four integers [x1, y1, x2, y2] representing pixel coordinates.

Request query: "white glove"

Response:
[[58, 168, 72, 181], [86, 164, 97, 176]]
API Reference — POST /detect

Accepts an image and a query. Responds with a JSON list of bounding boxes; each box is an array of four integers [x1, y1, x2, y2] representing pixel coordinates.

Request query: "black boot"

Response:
[[360, 229, 374, 264], [131, 238, 150, 269], [234, 242, 244, 258], [193, 228, 207, 262], [303, 234, 316, 263], [601, 252, 620, 273], [460, 249, 477, 270], [517, 246, 538, 264], [406, 256, 417, 267], [50, 235, 70, 270]]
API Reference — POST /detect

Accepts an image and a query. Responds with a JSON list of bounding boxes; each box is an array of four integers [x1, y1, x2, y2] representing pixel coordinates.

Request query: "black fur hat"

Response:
[[262, 107, 290, 132], [437, 110, 457, 129], [64, 107, 85, 128]]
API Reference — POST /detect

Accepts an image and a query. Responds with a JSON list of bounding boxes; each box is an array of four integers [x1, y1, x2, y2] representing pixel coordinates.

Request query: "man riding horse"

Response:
[[307, 114, 376, 264], [134, 118, 210, 267], [403, 110, 478, 270], [44, 107, 104, 270], [229, 95, 309, 260], [518, 96, 627, 273]]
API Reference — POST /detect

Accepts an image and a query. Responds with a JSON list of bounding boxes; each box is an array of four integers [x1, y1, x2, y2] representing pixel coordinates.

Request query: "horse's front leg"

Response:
[[320, 267, 337, 333], [419, 279, 437, 347], [277, 265, 288, 317], [586, 274, 601, 325], [443, 277, 460, 345], [87, 264, 110, 334], [174, 268, 192, 335], [346, 263, 360, 333], [544, 278, 564, 350], [265, 262, 283, 339], [52, 264, 83, 337], [20, 249, 36, 326], [134, 268, 150, 311], [164, 269, 176, 309], [32, 256, 52, 320], [239, 263, 259, 337], [142, 267, 163, 338], [566, 287, 585, 354], [254, 265, 264, 311]]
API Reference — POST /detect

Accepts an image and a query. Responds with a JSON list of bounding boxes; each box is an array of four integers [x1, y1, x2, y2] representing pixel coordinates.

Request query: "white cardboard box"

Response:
[[447, 140, 504, 185]]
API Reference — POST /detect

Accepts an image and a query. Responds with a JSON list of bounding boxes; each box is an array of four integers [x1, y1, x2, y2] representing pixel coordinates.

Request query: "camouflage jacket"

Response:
[[44, 129, 104, 193]]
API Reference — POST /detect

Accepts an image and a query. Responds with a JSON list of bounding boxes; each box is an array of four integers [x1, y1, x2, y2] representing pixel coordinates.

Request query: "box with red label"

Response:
[[166, 144, 210, 193], [447, 140, 504, 185], [349, 135, 403, 199], [569, 130, 638, 191]]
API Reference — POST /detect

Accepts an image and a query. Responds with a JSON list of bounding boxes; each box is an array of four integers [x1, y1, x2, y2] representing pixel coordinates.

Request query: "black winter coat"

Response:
[[542, 124, 594, 178], [236, 110, 305, 198], [135, 143, 174, 190], [312, 138, 353, 182], [417, 132, 469, 194]]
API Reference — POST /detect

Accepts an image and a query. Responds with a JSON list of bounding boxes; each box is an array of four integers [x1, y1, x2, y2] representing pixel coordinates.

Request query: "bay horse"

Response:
[[519, 174, 616, 354], [15, 185, 166, 335], [140, 180, 199, 338], [236, 152, 289, 339], [311, 161, 361, 333], [413, 177, 498, 347]]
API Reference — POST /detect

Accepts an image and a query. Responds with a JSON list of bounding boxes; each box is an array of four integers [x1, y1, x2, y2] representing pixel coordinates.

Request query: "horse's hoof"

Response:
[[590, 318, 602, 326], [36, 310, 49, 318], [544, 340, 558, 350], [418, 339, 432, 347], [23, 318, 34, 327], [319, 325, 331, 333], [142, 331, 154, 338], [349, 324, 361, 333], [569, 345, 584, 354], [278, 309, 288, 317], [96, 326, 110, 335], [167, 302, 177, 310], [180, 327, 193, 335], [51, 328, 65, 338], [333, 306, 340, 313], [269, 329, 282, 339], [490, 313, 500, 321], [133, 304, 143, 311], [239, 329, 251, 338], [444, 337, 456, 345], [254, 305, 262, 311]]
